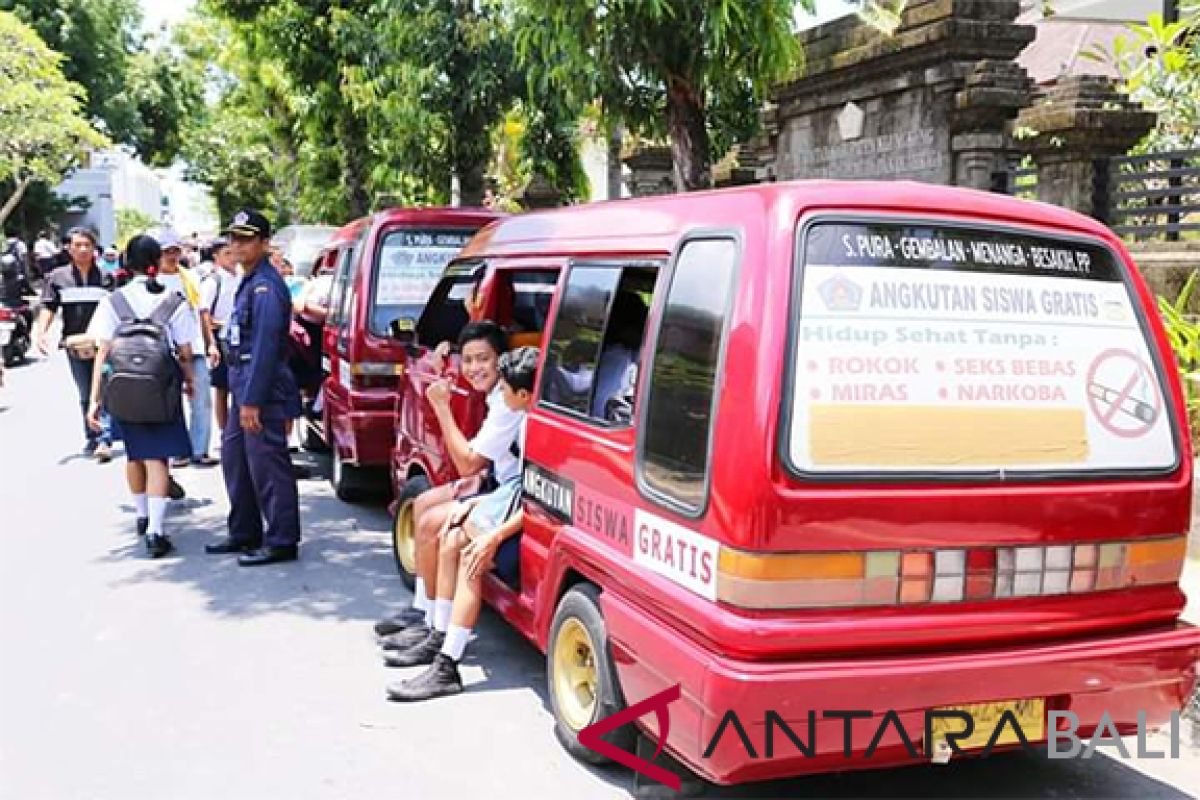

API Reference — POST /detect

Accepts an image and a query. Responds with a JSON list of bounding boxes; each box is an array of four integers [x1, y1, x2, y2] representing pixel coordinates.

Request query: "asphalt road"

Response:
[[1, 350, 1198, 800]]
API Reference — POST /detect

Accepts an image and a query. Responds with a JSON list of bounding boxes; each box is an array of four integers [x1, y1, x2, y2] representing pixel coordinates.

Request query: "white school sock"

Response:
[[432, 599, 453, 633], [133, 493, 148, 518], [413, 578, 430, 612], [441, 624, 472, 662], [147, 497, 168, 536]]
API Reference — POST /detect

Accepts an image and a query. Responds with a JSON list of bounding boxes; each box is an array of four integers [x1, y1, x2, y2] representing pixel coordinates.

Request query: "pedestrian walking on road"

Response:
[[34, 227, 115, 462], [200, 238, 240, 436], [155, 229, 220, 468], [85, 235, 197, 558], [205, 209, 302, 567]]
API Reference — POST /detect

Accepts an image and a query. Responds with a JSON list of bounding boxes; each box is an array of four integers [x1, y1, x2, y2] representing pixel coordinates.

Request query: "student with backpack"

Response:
[[85, 235, 198, 558]]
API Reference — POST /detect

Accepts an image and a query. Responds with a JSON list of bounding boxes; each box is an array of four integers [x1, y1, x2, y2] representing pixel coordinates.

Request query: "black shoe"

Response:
[[379, 624, 431, 651], [374, 608, 427, 637], [387, 654, 463, 702], [383, 630, 444, 667], [237, 545, 299, 566], [136, 517, 148, 538], [205, 537, 259, 555], [167, 478, 186, 500], [146, 534, 174, 558]]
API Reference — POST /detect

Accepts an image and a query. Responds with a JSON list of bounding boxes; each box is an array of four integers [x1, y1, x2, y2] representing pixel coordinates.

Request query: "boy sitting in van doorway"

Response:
[[374, 321, 522, 645], [385, 347, 539, 701]]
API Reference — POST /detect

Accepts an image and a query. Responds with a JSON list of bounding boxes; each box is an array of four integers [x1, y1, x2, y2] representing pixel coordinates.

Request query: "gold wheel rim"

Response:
[[393, 500, 417, 576], [553, 617, 599, 732]]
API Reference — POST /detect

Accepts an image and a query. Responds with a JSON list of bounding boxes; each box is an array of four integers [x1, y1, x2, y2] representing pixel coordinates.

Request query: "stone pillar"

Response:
[[760, 0, 1035, 187], [515, 174, 564, 210], [1014, 76, 1155, 218], [623, 146, 676, 197]]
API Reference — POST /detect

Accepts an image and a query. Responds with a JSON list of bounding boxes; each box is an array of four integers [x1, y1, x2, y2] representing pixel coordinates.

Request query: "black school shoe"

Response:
[[386, 654, 463, 702], [237, 545, 299, 567], [146, 534, 174, 558], [136, 517, 148, 538], [383, 630, 444, 667], [379, 624, 430, 651], [374, 607, 426, 637]]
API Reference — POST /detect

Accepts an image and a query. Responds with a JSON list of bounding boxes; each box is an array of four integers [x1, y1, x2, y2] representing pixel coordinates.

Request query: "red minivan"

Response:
[[392, 181, 1200, 787], [319, 207, 502, 500]]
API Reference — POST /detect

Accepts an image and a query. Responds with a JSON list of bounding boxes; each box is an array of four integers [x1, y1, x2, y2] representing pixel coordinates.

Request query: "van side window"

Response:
[[640, 239, 737, 512], [502, 270, 559, 349], [540, 265, 656, 425], [541, 266, 622, 416], [415, 262, 484, 348]]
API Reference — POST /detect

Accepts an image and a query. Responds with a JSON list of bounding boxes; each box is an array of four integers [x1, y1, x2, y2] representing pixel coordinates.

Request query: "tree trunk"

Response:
[[0, 177, 32, 231], [336, 104, 371, 217], [607, 123, 624, 200], [665, 75, 712, 192], [455, 161, 485, 208]]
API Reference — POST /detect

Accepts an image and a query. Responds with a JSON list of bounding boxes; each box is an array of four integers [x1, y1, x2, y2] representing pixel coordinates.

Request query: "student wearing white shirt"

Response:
[[156, 229, 219, 467], [200, 239, 241, 434], [86, 236, 197, 558], [374, 322, 523, 647]]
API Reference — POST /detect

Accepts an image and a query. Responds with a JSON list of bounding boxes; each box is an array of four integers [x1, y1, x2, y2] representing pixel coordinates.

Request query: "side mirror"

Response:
[[389, 316, 417, 344]]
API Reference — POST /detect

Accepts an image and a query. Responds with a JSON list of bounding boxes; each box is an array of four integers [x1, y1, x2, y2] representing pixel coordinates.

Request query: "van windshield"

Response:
[[789, 220, 1178, 477], [369, 228, 475, 336]]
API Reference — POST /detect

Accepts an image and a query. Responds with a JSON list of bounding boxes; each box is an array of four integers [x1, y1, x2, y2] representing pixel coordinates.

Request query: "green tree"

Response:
[[0, 11, 108, 228], [114, 207, 157, 248], [512, 0, 807, 192], [1092, 4, 1200, 151], [338, 0, 522, 206]]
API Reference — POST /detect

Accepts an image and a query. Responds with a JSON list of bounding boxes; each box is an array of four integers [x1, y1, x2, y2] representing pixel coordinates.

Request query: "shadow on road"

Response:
[[80, 451, 1195, 800]]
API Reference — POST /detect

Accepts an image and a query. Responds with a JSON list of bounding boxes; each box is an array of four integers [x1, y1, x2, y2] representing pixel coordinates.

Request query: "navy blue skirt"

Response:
[[111, 414, 191, 461]]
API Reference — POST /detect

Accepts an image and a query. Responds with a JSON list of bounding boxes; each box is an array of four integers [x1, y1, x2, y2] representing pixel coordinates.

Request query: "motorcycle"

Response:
[[0, 252, 32, 366]]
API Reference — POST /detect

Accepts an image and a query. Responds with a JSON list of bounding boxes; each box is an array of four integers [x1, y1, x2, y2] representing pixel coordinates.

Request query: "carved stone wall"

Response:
[[755, 0, 1036, 190]]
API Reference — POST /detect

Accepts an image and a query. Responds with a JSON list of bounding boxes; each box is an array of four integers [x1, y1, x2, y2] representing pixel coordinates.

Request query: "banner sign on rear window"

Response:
[[375, 229, 474, 307], [790, 222, 1177, 474]]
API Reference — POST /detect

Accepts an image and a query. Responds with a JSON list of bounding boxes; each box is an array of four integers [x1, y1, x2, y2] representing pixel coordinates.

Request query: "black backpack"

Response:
[[105, 290, 186, 424]]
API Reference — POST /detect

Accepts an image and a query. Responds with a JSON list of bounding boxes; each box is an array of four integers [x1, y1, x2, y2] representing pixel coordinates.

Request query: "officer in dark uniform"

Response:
[[204, 209, 302, 566]]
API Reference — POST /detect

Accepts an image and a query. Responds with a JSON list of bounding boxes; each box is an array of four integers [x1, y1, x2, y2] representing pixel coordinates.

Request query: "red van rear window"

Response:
[[370, 229, 475, 335], [789, 220, 1178, 477]]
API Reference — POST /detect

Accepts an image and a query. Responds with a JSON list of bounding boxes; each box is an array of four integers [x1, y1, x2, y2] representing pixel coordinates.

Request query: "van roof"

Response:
[[323, 207, 505, 249], [462, 180, 1115, 260]]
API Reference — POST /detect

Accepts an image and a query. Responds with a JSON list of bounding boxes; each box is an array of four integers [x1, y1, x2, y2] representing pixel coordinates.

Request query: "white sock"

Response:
[[433, 599, 452, 633], [441, 624, 472, 662], [413, 579, 429, 612], [147, 497, 168, 536], [133, 493, 148, 518]]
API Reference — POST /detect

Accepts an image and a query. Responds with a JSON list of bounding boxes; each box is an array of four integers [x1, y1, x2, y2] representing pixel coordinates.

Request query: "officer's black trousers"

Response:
[[222, 404, 301, 547]]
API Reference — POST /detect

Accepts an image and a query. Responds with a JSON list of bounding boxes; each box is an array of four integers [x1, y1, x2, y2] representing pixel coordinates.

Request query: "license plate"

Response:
[[930, 698, 1045, 750], [0, 323, 12, 346]]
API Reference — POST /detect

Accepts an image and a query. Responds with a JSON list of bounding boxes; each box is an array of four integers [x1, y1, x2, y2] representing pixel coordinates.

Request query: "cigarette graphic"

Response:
[[1088, 381, 1157, 424]]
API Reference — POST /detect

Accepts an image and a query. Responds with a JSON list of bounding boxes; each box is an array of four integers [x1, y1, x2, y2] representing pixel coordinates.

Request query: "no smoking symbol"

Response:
[[1086, 349, 1161, 438]]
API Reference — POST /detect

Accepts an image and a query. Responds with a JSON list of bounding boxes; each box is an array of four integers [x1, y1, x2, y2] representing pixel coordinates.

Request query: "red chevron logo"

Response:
[[578, 684, 682, 791]]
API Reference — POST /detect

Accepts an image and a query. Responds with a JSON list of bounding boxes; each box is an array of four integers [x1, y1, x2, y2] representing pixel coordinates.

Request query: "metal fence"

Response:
[[1097, 149, 1200, 241]]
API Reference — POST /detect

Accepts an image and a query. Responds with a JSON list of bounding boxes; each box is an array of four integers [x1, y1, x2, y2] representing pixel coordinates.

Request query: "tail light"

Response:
[[350, 362, 403, 390], [0, 307, 13, 322], [715, 535, 1187, 610]]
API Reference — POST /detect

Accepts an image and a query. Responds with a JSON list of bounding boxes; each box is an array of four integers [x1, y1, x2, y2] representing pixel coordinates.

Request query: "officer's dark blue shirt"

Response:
[[227, 258, 301, 417]]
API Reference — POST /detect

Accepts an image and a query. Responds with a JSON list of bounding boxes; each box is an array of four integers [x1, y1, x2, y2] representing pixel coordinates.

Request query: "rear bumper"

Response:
[[328, 406, 395, 467], [603, 592, 1200, 786]]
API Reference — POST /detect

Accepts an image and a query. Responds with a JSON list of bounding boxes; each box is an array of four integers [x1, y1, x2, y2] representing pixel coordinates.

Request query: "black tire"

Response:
[[390, 474, 430, 587], [548, 583, 634, 765], [331, 448, 365, 503]]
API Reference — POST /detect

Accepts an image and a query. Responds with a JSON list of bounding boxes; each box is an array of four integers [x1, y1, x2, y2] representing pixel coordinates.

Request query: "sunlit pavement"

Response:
[[1, 351, 1197, 799]]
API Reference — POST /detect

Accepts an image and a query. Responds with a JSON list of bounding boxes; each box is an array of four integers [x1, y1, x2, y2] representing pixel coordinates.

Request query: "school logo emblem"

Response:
[[233, 211, 250, 226], [818, 274, 863, 312]]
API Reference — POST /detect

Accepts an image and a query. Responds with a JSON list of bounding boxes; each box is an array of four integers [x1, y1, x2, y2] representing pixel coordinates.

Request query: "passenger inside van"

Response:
[[591, 291, 648, 420]]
